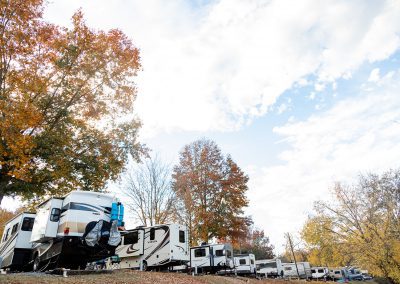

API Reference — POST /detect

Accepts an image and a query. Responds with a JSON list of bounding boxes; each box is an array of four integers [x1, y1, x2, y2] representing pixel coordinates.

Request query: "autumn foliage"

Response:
[[0, 0, 144, 204], [301, 170, 400, 284], [172, 139, 251, 245]]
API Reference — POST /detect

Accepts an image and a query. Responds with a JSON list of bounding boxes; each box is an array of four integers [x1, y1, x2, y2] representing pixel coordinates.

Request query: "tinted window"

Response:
[[311, 269, 316, 273], [335, 271, 341, 275], [124, 231, 139, 244], [262, 262, 277, 268], [50, 208, 61, 222], [318, 269, 324, 273], [239, 259, 246, 265], [3, 228, 10, 241], [179, 230, 185, 243], [285, 267, 292, 271], [215, 250, 224, 256], [21, 217, 35, 231], [251, 259, 254, 264], [11, 223, 18, 234], [226, 250, 232, 257], [194, 248, 206, 257], [150, 228, 155, 240]]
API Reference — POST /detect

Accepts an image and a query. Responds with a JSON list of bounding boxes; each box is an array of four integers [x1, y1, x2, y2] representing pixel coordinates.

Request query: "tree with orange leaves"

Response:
[[0, 0, 144, 204], [172, 139, 251, 245]]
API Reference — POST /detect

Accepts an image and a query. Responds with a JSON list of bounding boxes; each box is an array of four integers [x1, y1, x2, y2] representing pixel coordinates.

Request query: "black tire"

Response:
[[142, 261, 148, 271], [33, 254, 40, 272]]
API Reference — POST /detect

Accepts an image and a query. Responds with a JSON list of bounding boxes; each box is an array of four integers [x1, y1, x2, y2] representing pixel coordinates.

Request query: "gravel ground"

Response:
[[0, 270, 317, 284]]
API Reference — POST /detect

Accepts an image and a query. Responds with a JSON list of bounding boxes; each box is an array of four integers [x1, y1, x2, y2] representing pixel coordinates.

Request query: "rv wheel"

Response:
[[142, 261, 148, 271], [33, 255, 40, 272]]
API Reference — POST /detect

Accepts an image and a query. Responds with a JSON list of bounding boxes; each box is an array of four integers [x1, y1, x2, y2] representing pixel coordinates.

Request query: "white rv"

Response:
[[116, 223, 189, 270], [311, 267, 329, 279], [0, 212, 36, 271], [282, 262, 312, 279], [256, 258, 283, 278], [234, 253, 256, 275], [190, 243, 234, 274], [30, 191, 124, 270]]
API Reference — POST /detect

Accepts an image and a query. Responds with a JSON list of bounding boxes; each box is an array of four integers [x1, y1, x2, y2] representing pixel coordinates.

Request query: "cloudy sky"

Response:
[[4, 0, 400, 252]]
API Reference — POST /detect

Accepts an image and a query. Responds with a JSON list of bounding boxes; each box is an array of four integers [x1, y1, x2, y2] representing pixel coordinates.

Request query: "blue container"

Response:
[[111, 202, 118, 222], [118, 203, 124, 226]]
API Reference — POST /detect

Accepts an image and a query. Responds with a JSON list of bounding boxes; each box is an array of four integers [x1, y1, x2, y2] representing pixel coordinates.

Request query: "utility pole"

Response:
[[286, 233, 300, 279]]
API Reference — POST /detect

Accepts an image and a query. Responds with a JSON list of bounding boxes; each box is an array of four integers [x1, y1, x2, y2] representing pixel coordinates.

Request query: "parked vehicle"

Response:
[[30, 191, 124, 270], [329, 268, 348, 280], [116, 223, 189, 270], [311, 267, 329, 279], [256, 258, 283, 278], [0, 212, 36, 271], [346, 267, 364, 281], [234, 254, 256, 275], [190, 243, 234, 274], [281, 262, 312, 279]]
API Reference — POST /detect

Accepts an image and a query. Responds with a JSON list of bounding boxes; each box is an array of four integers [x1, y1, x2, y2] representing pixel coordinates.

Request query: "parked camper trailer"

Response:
[[0, 212, 36, 271], [256, 258, 283, 278], [116, 224, 189, 270], [282, 262, 312, 279], [311, 267, 329, 280], [30, 191, 124, 270], [234, 254, 256, 275], [190, 243, 234, 274]]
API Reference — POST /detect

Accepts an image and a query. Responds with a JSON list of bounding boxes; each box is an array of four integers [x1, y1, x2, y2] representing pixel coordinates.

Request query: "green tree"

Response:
[[172, 139, 250, 245], [0, 0, 144, 204]]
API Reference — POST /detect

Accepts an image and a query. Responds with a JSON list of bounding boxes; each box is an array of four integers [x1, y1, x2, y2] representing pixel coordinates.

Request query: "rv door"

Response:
[[31, 198, 63, 242]]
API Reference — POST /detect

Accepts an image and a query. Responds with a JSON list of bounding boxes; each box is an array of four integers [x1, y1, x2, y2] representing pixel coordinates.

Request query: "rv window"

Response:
[[21, 217, 34, 231], [3, 228, 10, 241], [285, 267, 292, 271], [262, 262, 277, 268], [179, 230, 185, 243], [50, 208, 61, 222], [239, 259, 246, 265], [194, 248, 206, 257], [318, 269, 324, 273], [124, 231, 139, 244], [226, 250, 232, 257], [11, 223, 18, 234], [215, 250, 224, 257], [311, 269, 316, 273], [251, 259, 254, 265], [150, 228, 155, 240]]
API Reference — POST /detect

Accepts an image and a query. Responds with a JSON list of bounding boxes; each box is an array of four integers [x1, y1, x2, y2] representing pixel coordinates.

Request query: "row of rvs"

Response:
[[0, 190, 258, 275], [255, 259, 370, 281], [255, 258, 311, 279], [0, 190, 371, 281]]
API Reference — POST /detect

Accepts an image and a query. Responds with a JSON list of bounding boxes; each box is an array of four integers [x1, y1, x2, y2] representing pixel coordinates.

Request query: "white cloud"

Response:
[[43, 0, 400, 136], [308, 92, 317, 100], [314, 83, 326, 92], [368, 68, 380, 82], [247, 70, 400, 251]]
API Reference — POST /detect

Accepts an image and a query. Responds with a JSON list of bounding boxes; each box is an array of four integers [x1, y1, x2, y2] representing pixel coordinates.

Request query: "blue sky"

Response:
[[2, 0, 400, 252]]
